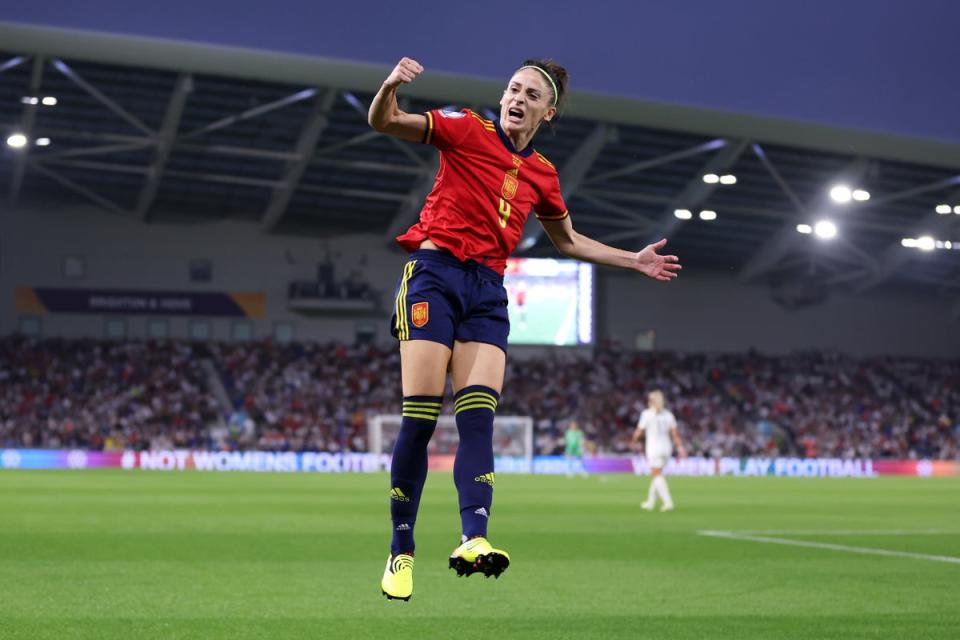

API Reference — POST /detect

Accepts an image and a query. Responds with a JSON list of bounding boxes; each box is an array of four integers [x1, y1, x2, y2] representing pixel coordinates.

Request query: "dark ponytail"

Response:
[[520, 58, 569, 111]]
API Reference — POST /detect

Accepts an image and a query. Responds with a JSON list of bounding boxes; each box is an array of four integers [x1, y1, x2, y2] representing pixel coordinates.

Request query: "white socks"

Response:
[[651, 475, 673, 507], [645, 478, 658, 505]]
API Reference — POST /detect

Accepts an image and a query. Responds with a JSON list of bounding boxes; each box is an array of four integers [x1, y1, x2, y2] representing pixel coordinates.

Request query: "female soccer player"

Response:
[[369, 56, 682, 601], [633, 390, 687, 512]]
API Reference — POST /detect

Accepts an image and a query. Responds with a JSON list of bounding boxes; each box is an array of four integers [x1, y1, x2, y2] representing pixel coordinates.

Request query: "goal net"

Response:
[[368, 415, 534, 472]]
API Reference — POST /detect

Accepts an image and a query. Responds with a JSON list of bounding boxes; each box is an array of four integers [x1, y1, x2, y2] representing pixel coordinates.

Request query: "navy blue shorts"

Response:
[[390, 249, 510, 353]]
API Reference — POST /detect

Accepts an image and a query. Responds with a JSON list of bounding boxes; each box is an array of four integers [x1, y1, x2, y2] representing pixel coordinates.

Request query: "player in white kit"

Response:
[[632, 390, 686, 512]]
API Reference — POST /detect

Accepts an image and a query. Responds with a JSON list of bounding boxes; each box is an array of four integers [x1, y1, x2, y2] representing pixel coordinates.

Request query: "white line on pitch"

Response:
[[726, 529, 960, 536], [698, 530, 960, 565]]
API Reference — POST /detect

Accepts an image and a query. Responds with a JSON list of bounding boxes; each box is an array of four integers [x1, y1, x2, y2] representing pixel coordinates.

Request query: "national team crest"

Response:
[[501, 174, 519, 200], [411, 302, 429, 328]]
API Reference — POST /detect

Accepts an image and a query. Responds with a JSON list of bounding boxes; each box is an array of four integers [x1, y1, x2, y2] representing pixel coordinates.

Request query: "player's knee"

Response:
[[398, 421, 435, 446]]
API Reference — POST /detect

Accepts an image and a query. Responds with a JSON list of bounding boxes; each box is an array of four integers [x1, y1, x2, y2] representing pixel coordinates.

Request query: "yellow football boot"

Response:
[[381, 554, 414, 601], [448, 537, 510, 578]]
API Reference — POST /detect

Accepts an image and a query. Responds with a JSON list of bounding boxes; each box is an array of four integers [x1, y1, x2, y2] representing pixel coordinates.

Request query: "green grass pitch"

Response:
[[1, 470, 958, 639]]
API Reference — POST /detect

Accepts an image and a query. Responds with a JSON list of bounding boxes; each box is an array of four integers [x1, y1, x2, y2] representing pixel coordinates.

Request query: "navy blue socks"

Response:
[[389, 396, 441, 555], [389, 386, 500, 552], [453, 385, 499, 540]]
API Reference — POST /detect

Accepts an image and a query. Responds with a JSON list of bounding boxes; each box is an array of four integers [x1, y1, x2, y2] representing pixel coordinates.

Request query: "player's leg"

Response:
[[447, 340, 510, 577], [382, 257, 455, 600], [382, 340, 449, 600], [642, 465, 661, 510], [654, 467, 674, 512], [392, 340, 450, 552]]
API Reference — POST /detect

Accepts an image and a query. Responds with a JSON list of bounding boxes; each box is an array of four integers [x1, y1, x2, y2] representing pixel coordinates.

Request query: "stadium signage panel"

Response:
[[635, 456, 878, 477], [15, 287, 266, 318], [2, 450, 957, 477], [485, 456, 882, 477], [132, 450, 391, 472], [0, 449, 390, 472], [508, 456, 950, 478]]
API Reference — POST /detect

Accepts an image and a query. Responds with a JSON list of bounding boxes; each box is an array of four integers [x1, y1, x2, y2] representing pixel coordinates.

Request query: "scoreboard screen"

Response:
[[503, 258, 594, 346]]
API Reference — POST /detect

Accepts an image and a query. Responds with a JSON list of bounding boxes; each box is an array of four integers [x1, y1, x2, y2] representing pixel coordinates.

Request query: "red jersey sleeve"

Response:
[[535, 171, 569, 222], [421, 108, 474, 150]]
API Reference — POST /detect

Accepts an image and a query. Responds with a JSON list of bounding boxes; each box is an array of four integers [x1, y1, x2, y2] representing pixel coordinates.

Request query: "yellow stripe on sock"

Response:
[[455, 402, 497, 413], [402, 411, 441, 420], [455, 399, 497, 409], [455, 391, 498, 406], [455, 401, 498, 414], [402, 409, 440, 416], [402, 401, 442, 408], [454, 396, 497, 408], [455, 403, 497, 413]]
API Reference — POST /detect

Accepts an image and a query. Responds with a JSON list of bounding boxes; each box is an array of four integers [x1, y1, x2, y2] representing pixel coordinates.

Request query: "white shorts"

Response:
[[647, 454, 670, 470]]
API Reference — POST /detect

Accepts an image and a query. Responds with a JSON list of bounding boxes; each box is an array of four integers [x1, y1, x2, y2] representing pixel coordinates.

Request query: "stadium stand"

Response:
[[1, 337, 956, 460], [211, 340, 398, 452], [0, 336, 219, 451]]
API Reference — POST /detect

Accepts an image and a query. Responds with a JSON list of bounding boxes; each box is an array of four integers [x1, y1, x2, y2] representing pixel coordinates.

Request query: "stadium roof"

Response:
[[2, 22, 959, 296]]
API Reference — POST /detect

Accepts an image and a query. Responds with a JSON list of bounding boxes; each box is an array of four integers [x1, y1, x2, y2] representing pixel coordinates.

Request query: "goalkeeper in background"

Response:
[[564, 420, 588, 477]]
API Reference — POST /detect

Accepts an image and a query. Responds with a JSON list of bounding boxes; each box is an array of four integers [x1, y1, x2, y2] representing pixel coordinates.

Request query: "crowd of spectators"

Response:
[[211, 340, 399, 452], [515, 348, 959, 461], [1, 337, 956, 460], [0, 337, 220, 451], [502, 349, 756, 457]]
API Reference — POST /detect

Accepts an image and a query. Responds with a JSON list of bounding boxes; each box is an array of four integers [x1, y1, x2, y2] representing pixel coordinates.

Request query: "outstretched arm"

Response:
[[540, 215, 681, 281], [368, 57, 427, 142]]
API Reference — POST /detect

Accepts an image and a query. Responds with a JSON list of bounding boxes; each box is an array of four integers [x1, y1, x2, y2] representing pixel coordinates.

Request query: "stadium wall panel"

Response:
[[0, 204, 405, 343], [601, 270, 957, 357], [2, 203, 955, 356]]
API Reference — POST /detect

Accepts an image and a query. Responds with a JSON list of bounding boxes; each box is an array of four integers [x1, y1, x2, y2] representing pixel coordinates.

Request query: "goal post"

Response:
[[368, 415, 534, 473]]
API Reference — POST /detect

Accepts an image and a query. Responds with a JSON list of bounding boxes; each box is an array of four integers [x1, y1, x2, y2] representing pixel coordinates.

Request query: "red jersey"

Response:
[[395, 108, 569, 275]]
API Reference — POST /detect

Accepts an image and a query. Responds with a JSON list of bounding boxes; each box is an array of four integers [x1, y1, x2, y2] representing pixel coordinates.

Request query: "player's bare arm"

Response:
[[540, 215, 682, 281], [672, 427, 687, 459], [368, 57, 427, 142]]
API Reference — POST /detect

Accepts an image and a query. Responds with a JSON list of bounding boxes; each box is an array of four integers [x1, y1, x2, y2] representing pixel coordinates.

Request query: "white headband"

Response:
[[519, 65, 558, 107]]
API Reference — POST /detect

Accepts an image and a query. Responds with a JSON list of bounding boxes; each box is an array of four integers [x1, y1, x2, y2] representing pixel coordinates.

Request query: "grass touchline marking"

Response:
[[698, 530, 960, 565], [724, 529, 960, 536]]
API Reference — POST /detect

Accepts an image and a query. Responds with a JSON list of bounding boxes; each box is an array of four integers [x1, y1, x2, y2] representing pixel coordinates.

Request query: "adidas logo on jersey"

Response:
[[395, 523, 411, 531], [390, 488, 411, 502], [474, 507, 489, 518], [474, 473, 495, 486]]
